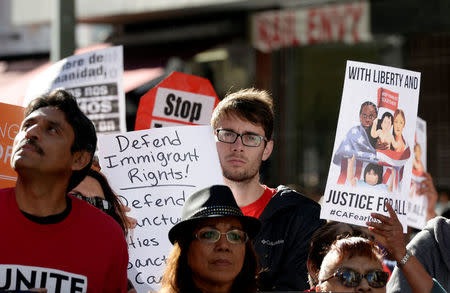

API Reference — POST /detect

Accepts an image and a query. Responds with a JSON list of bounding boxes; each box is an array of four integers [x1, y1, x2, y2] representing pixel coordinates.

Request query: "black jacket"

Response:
[[254, 185, 325, 291]]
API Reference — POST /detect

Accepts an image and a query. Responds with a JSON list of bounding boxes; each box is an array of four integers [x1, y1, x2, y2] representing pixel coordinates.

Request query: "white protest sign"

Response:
[[322, 60, 421, 232], [153, 87, 216, 125], [24, 46, 126, 134], [97, 125, 223, 292], [407, 117, 428, 229]]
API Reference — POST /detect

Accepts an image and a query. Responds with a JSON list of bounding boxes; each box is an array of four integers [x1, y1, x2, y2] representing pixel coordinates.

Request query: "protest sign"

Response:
[[97, 125, 223, 292], [0, 102, 24, 188], [407, 117, 427, 229], [24, 46, 125, 134], [135, 71, 219, 130], [321, 60, 421, 232]]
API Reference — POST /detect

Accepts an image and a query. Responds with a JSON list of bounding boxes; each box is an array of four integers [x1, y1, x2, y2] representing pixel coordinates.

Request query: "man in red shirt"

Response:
[[0, 89, 128, 292], [211, 88, 325, 291]]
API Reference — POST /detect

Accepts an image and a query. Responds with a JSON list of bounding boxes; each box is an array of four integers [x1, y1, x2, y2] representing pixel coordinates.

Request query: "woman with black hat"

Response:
[[160, 185, 261, 293]]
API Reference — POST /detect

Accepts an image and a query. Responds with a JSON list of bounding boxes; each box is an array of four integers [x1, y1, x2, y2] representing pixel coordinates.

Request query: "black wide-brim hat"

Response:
[[169, 185, 261, 244]]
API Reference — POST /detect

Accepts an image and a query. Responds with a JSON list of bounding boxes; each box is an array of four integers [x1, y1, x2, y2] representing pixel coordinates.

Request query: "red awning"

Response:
[[0, 61, 51, 106], [0, 44, 163, 106]]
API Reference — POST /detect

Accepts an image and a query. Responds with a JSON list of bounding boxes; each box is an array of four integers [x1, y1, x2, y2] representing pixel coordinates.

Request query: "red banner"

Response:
[[251, 0, 371, 52], [377, 87, 399, 112]]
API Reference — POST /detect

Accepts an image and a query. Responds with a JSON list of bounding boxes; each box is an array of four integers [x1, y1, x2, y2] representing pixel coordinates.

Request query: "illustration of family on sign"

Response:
[[333, 88, 411, 192]]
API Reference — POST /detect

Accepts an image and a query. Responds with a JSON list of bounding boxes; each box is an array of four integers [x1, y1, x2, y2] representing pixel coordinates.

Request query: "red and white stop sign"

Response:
[[135, 71, 219, 130]]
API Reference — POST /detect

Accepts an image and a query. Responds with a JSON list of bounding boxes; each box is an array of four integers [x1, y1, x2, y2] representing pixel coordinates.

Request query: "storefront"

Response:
[[240, 0, 450, 194], [3, 0, 450, 192]]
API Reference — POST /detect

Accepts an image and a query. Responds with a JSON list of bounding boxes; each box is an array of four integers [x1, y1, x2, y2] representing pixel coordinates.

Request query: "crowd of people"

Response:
[[0, 88, 448, 293]]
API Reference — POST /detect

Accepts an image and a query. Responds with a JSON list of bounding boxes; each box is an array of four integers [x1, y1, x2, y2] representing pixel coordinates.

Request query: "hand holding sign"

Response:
[[417, 172, 438, 221], [367, 201, 407, 261], [321, 60, 421, 232]]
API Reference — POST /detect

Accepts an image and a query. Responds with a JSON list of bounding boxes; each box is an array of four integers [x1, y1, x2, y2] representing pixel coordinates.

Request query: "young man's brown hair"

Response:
[[211, 88, 274, 140]]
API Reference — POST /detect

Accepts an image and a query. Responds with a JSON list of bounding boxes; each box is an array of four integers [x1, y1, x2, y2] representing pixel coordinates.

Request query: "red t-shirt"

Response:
[[0, 187, 128, 293], [241, 185, 277, 219]]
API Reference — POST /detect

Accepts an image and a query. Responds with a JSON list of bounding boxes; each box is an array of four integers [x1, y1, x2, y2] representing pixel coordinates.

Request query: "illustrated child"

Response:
[[347, 154, 393, 191], [371, 111, 400, 150]]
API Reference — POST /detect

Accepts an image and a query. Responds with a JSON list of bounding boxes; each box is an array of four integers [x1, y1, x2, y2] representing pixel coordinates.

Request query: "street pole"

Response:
[[51, 0, 75, 62]]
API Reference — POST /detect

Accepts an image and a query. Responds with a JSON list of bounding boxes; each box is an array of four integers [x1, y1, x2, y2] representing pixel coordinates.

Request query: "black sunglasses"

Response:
[[69, 192, 112, 214], [321, 268, 389, 288]]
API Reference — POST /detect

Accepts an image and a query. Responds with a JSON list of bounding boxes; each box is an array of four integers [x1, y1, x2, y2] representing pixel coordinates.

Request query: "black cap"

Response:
[[168, 185, 261, 244]]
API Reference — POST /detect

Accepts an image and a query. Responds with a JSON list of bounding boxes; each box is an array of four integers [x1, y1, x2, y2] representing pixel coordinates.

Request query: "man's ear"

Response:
[[71, 150, 92, 171], [262, 140, 273, 161]]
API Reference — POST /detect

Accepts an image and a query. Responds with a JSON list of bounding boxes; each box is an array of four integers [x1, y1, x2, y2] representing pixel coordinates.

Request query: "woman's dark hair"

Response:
[[318, 237, 384, 284], [307, 222, 373, 287], [160, 221, 259, 293], [331, 237, 383, 261], [364, 163, 383, 185], [85, 169, 128, 236], [25, 89, 97, 191], [377, 112, 393, 130]]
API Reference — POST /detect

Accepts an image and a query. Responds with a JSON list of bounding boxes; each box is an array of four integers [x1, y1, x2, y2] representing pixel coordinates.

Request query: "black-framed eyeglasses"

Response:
[[195, 228, 248, 244], [69, 191, 112, 214], [215, 129, 267, 147], [320, 268, 388, 288]]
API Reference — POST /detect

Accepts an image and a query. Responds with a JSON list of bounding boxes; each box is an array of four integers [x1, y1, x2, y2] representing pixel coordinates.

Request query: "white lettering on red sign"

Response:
[[252, 0, 371, 52]]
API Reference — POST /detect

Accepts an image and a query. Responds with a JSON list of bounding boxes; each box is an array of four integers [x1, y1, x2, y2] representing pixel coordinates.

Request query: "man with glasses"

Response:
[[211, 88, 325, 291], [332, 101, 388, 184]]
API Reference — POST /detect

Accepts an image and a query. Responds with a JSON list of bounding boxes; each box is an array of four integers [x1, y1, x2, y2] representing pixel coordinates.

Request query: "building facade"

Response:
[[2, 0, 450, 195]]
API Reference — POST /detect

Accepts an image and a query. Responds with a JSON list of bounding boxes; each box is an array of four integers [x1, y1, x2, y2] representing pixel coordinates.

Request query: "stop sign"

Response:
[[135, 71, 219, 130]]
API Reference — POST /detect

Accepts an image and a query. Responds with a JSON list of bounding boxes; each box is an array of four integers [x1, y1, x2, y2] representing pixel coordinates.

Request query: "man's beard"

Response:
[[222, 163, 261, 183]]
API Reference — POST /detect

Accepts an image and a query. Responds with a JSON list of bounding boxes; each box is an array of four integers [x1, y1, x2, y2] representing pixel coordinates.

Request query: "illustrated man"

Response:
[[333, 101, 387, 184], [360, 101, 380, 148], [211, 88, 325, 291], [0, 90, 128, 292]]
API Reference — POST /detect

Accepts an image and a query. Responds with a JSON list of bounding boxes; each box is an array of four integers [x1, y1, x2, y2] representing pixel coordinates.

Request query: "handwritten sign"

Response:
[[407, 117, 427, 229], [97, 125, 223, 292], [24, 46, 126, 134], [0, 102, 24, 188], [135, 71, 219, 130], [321, 60, 421, 232]]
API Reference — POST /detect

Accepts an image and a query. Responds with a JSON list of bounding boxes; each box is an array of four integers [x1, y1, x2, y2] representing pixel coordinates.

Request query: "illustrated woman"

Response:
[[391, 109, 407, 152]]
